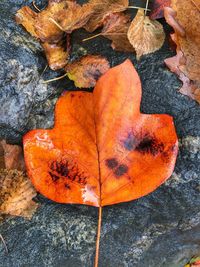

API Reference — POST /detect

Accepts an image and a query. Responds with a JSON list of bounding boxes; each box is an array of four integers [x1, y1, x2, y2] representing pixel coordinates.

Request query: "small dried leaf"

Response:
[[0, 140, 25, 171], [101, 13, 134, 52], [15, 6, 38, 38], [42, 40, 69, 70], [127, 9, 165, 60], [84, 0, 129, 32], [150, 0, 171, 19], [0, 169, 38, 219], [65, 55, 110, 88]]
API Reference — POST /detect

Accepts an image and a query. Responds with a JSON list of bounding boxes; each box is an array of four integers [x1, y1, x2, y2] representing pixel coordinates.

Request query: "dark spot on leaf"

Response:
[[135, 136, 164, 156], [114, 164, 128, 177], [49, 172, 60, 182], [65, 183, 71, 190], [49, 159, 87, 185], [106, 158, 119, 169], [71, 93, 75, 98], [123, 132, 137, 151]]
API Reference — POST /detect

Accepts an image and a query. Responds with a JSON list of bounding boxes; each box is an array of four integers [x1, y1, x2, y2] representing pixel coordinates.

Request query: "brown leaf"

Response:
[[54, 1, 93, 33], [127, 9, 165, 60], [164, 0, 200, 103], [15, 6, 38, 38], [0, 169, 38, 219], [150, 0, 171, 19], [84, 0, 129, 32], [42, 40, 69, 70], [34, 0, 67, 43], [101, 13, 134, 52], [65, 55, 110, 88], [0, 140, 25, 172]]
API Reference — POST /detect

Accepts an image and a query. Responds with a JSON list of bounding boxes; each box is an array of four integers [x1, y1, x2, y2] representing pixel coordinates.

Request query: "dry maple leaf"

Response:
[[65, 55, 110, 88], [0, 169, 38, 219], [101, 13, 134, 52], [150, 0, 171, 19], [84, 0, 129, 32], [23, 59, 178, 266], [0, 140, 25, 171], [164, 0, 200, 103], [128, 9, 165, 60]]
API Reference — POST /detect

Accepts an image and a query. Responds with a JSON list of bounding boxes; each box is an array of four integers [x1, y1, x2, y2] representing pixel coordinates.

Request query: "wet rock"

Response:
[[0, 0, 200, 267]]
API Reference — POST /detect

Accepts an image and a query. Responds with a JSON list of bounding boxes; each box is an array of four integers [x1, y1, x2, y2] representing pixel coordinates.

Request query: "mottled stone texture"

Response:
[[0, 0, 200, 267]]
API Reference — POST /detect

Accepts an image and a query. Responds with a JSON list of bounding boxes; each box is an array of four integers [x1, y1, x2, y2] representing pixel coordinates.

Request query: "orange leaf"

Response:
[[23, 60, 178, 207]]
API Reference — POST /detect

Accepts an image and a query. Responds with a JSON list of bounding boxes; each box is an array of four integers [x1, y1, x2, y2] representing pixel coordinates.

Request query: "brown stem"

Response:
[[0, 234, 8, 253], [94, 206, 102, 267], [128, 6, 151, 11], [82, 33, 102, 42], [32, 1, 41, 12], [49, 18, 65, 31], [145, 0, 150, 16], [42, 73, 67, 84]]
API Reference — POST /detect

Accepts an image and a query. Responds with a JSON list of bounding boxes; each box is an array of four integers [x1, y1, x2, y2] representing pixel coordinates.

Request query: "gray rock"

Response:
[[0, 0, 200, 267]]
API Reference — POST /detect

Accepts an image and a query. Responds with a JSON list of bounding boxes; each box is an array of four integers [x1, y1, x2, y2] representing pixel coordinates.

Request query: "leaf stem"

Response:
[[94, 206, 102, 267], [32, 1, 41, 12], [145, 0, 150, 16], [42, 73, 67, 84], [0, 234, 8, 253], [128, 6, 151, 11], [49, 18, 65, 31], [82, 33, 102, 42]]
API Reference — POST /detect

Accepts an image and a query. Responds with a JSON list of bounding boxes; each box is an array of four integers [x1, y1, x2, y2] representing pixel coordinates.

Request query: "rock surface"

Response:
[[0, 0, 200, 267]]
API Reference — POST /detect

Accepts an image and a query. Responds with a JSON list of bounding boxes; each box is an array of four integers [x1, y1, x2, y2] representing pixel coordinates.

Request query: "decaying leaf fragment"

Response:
[[15, 6, 38, 38], [65, 55, 110, 88], [101, 13, 134, 52], [128, 9, 165, 60], [23, 60, 178, 207], [0, 140, 25, 171], [84, 0, 129, 32], [0, 169, 38, 218], [164, 0, 200, 103], [150, 0, 171, 19], [42, 41, 69, 70]]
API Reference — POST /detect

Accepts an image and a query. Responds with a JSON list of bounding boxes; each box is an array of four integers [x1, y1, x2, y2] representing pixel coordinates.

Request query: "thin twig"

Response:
[[82, 33, 102, 42], [42, 73, 68, 84], [145, 0, 150, 16], [32, 1, 41, 12], [41, 65, 48, 76], [128, 6, 151, 11], [49, 18, 65, 31], [0, 234, 8, 253], [94, 206, 102, 267]]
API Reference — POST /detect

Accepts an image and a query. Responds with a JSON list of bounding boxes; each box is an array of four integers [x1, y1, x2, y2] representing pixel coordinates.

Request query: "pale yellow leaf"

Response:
[[127, 9, 165, 60]]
